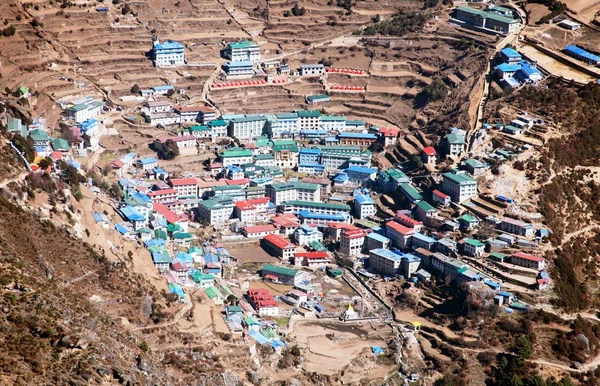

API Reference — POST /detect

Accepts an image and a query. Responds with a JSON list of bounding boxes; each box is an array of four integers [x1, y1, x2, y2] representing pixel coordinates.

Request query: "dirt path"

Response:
[[131, 293, 193, 332]]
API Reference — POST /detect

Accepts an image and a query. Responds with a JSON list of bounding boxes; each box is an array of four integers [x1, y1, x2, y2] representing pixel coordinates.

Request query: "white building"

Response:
[[228, 116, 267, 140], [224, 40, 261, 63], [234, 197, 270, 223], [269, 113, 299, 137], [169, 178, 198, 199], [299, 64, 325, 76], [511, 252, 545, 271], [142, 100, 172, 114], [266, 182, 321, 205], [197, 198, 235, 225], [319, 116, 346, 132], [65, 100, 104, 123], [369, 248, 402, 277], [442, 172, 477, 203], [152, 38, 185, 67], [340, 229, 365, 256], [293, 224, 323, 246], [221, 148, 254, 167], [353, 194, 376, 219], [297, 110, 321, 130]]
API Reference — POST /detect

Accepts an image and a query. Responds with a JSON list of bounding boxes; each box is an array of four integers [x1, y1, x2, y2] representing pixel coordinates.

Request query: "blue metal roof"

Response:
[[115, 223, 130, 235], [370, 248, 402, 261], [500, 47, 521, 59], [139, 157, 157, 165], [355, 194, 375, 205], [131, 192, 152, 203], [367, 233, 389, 243], [300, 148, 322, 154], [564, 45, 600, 63], [517, 60, 541, 77], [413, 232, 436, 243], [346, 165, 377, 174], [152, 85, 175, 91], [298, 210, 347, 221], [120, 206, 146, 222], [154, 40, 184, 50], [497, 63, 521, 72], [403, 253, 421, 263], [225, 61, 253, 68], [338, 132, 377, 139]]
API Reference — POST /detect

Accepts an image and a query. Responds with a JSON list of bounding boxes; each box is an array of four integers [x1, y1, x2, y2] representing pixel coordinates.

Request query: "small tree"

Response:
[[131, 84, 140, 94], [513, 336, 532, 359], [423, 78, 448, 102], [158, 140, 180, 160]]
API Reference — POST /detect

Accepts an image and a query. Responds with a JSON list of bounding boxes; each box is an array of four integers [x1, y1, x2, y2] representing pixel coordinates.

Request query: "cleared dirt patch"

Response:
[[230, 246, 279, 263]]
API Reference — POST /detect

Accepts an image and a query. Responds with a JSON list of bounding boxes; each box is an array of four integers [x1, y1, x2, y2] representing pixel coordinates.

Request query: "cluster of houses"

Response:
[[453, 5, 521, 34], [494, 47, 543, 89]]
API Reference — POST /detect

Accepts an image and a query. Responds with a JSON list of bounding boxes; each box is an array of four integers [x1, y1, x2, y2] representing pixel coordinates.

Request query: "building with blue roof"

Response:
[[120, 206, 147, 230], [366, 232, 390, 250], [402, 253, 422, 277], [115, 223, 133, 236], [299, 148, 322, 164], [344, 165, 378, 186], [152, 38, 185, 67], [151, 250, 171, 270], [496, 63, 521, 80], [369, 248, 403, 276], [223, 61, 255, 77], [298, 163, 326, 174], [411, 232, 437, 251], [297, 210, 349, 226], [499, 47, 522, 64], [137, 157, 158, 171], [354, 194, 376, 219], [564, 45, 600, 65], [515, 60, 542, 83]]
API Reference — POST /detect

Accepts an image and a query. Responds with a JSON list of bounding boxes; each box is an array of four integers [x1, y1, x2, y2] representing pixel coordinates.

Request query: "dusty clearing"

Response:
[[230, 245, 279, 263]]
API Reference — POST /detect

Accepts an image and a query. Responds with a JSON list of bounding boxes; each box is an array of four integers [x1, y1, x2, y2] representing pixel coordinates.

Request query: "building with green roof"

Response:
[[7, 118, 26, 137], [281, 200, 350, 215], [29, 129, 50, 148], [266, 182, 321, 205], [221, 147, 254, 166], [225, 40, 260, 63], [445, 132, 465, 156], [197, 197, 235, 225], [454, 6, 520, 33], [261, 264, 303, 285], [463, 237, 485, 257], [442, 172, 477, 203], [190, 271, 215, 288], [52, 138, 70, 152], [399, 183, 423, 204]]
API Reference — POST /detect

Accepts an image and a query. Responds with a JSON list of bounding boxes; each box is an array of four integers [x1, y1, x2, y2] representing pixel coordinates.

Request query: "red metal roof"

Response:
[[243, 224, 277, 234], [147, 188, 178, 196], [263, 233, 296, 249], [225, 178, 250, 186], [423, 146, 437, 156], [294, 251, 330, 259], [327, 222, 359, 230], [512, 252, 543, 262], [341, 229, 366, 239], [432, 189, 448, 199], [386, 220, 415, 236], [248, 288, 271, 296], [171, 260, 188, 271], [395, 214, 423, 228], [236, 196, 270, 210], [169, 178, 197, 186], [270, 214, 300, 228], [379, 127, 399, 137], [153, 202, 184, 223]]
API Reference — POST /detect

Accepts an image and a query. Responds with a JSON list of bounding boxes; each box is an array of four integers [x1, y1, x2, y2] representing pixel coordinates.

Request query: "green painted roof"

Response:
[[296, 110, 320, 118], [231, 115, 266, 123], [443, 172, 476, 185], [189, 125, 210, 131], [310, 240, 328, 252], [209, 119, 228, 127], [446, 132, 465, 144], [154, 229, 167, 240], [379, 168, 408, 183], [52, 138, 70, 151], [172, 232, 192, 239], [255, 153, 274, 160], [190, 271, 214, 282], [416, 200, 436, 213], [320, 115, 345, 121], [273, 139, 299, 152], [198, 197, 234, 209], [399, 183, 423, 201], [490, 252, 507, 259], [262, 264, 300, 277], [222, 148, 253, 158], [205, 286, 224, 299], [464, 158, 486, 168], [269, 181, 319, 192], [282, 200, 350, 211], [29, 129, 49, 142], [459, 214, 478, 223], [464, 238, 484, 247], [228, 40, 258, 49], [455, 6, 519, 24]]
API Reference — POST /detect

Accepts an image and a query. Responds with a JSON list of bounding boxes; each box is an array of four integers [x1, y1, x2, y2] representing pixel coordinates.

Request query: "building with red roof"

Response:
[[432, 189, 451, 207], [293, 251, 331, 267], [261, 233, 297, 260], [386, 220, 415, 249], [340, 229, 366, 256], [242, 224, 278, 238], [326, 222, 361, 241], [153, 202, 188, 225], [394, 213, 424, 232], [511, 252, 545, 271], [147, 188, 178, 204], [422, 146, 438, 164], [270, 213, 301, 235], [225, 178, 250, 187], [168, 177, 198, 199], [234, 197, 270, 223], [247, 288, 279, 316], [379, 127, 400, 147]]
